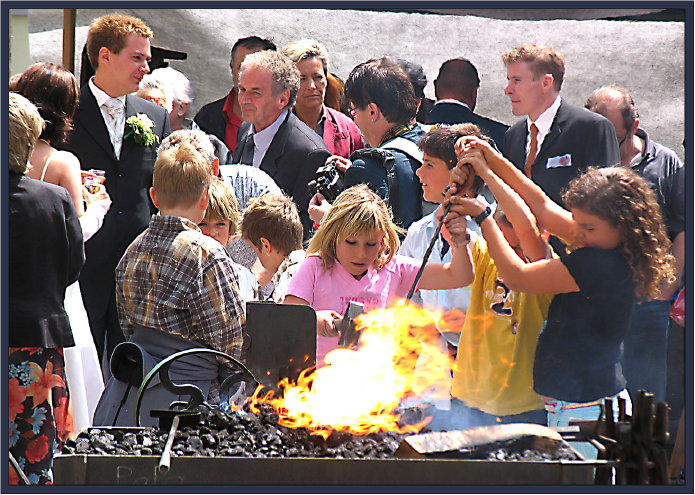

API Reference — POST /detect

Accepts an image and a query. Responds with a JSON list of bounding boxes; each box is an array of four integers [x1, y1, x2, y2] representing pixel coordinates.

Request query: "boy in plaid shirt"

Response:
[[115, 142, 244, 404]]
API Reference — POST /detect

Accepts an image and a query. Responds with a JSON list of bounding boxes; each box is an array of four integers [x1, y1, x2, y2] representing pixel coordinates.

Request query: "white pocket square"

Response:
[[546, 154, 572, 168]]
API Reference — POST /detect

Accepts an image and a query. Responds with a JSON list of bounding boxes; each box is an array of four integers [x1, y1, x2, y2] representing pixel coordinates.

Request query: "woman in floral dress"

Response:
[[8, 92, 84, 484]]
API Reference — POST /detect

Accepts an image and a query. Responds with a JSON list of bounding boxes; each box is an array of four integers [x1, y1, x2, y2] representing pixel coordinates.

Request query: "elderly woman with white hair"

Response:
[[281, 39, 363, 158], [140, 67, 233, 164]]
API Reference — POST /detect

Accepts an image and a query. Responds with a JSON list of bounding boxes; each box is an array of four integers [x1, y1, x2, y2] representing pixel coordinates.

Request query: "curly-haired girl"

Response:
[[445, 137, 674, 436], [285, 184, 474, 365]]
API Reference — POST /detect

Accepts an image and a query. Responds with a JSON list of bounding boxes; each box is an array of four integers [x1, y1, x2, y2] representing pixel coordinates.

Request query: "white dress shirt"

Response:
[[89, 77, 126, 157], [249, 110, 288, 169], [526, 95, 561, 158]]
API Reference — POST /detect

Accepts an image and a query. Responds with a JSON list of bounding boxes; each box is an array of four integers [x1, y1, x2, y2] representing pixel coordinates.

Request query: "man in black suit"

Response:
[[427, 58, 509, 151], [500, 44, 619, 208], [194, 36, 276, 155], [61, 14, 170, 366], [232, 50, 329, 236]]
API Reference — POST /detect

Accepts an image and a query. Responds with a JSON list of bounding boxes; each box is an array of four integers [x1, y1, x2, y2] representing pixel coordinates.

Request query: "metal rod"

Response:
[[405, 202, 452, 302], [158, 414, 180, 472]]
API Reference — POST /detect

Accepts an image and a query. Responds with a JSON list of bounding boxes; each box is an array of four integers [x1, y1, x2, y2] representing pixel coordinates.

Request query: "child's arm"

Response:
[[415, 210, 475, 291], [284, 295, 342, 337], [454, 137, 575, 243], [463, 153, 548, 262], [445, 196, 579, 295]]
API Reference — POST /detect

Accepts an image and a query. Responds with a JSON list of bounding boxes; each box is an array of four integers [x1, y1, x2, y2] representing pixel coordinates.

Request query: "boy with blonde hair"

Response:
[[199, 179, 260, 303], [241, 193, 305, 303], [100, 143, 244, 420]]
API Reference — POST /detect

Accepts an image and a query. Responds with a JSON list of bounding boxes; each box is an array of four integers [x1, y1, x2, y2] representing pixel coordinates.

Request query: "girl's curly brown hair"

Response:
[[562, 166, 675, 300]]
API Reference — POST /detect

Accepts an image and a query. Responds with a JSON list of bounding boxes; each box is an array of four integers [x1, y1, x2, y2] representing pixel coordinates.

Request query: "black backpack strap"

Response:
[[349, 148, 399, 220]]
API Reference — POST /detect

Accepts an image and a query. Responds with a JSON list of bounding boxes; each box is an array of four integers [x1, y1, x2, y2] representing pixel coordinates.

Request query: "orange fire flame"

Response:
[[248, 301, 455, 439]]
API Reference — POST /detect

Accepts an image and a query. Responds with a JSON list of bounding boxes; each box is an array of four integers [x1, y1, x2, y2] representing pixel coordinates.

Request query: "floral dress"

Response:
[[8, 347, 72, 485]]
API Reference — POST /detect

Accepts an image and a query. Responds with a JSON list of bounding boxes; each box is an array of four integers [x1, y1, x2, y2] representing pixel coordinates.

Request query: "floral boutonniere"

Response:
[[124, 114, 159, 146]]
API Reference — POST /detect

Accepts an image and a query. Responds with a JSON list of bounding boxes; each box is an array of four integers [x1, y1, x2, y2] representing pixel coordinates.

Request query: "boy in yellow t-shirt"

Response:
[[428, 150, 553, 431]]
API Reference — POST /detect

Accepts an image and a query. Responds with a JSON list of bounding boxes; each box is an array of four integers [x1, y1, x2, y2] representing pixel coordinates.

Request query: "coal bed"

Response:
[[62, 404, 404, 460], [55, 405, 597, 485]]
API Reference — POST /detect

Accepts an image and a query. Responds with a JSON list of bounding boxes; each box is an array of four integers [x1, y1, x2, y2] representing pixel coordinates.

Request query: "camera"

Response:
[[308, 159, 345, 202]]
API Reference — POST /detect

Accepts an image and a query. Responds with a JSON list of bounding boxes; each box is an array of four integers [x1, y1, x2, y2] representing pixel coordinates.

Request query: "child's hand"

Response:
[[456, 135, 502, 168], [445, 195, 488, 218], [444, 196, 488, 242], [436, 203, 469, 248], [444, 211, 471, 248], [308, 193, 331, 224], [316, 310, 341, 337], [447, 164, 475, 197], [440, 217, 453, 245], [457, 146, 489, 176]]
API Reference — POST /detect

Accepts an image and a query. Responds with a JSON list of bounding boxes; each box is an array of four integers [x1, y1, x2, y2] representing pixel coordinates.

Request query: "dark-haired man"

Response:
[[396, 58, 434, 124], [427, 57, 509, 151], [342, 56, 427, 229], [194, 36, 277, 153], [585, 86, 685, 403], [61, 14, 170, 366]]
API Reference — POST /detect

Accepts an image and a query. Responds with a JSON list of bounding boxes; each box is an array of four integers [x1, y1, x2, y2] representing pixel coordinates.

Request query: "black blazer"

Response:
[[9, 173, 84, 347], [60, 87, 170, 317], [503, 100, 620, 206], [427, 102, 509, 152], [193, 95, 226, 144], [233, 112, 329, 235]]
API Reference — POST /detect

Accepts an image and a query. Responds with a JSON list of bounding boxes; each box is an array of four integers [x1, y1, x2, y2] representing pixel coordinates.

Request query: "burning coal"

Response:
[[248, 302, 454, 439]]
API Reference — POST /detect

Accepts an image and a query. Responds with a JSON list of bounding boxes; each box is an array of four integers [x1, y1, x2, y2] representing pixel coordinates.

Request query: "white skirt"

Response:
[[63, 281, 104, 435]]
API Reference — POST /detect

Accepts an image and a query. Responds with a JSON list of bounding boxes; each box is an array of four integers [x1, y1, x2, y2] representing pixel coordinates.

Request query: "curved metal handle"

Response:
[[133, 348, 258, 426]]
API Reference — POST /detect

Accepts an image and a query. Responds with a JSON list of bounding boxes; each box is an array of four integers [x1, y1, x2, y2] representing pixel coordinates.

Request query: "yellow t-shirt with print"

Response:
[[452, 238, 553, 416]]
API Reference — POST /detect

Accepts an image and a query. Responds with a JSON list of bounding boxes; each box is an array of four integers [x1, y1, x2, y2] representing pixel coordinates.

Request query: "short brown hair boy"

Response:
[[87, 14, 153, 69], [152, 143, 213, 209], [418, 123, 486, 169], [241, 193, 303, 255]]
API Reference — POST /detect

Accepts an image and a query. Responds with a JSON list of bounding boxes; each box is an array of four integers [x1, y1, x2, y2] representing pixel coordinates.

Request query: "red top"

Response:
[[222, 88, 243, 153]]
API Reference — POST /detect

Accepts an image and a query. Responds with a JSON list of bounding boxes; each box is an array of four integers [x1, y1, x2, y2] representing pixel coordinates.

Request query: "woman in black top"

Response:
[[8, 92, 84, 484]]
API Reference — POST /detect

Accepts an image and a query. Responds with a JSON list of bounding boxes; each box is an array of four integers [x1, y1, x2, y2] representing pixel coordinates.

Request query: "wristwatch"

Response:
[[472, 205, 492, 226]]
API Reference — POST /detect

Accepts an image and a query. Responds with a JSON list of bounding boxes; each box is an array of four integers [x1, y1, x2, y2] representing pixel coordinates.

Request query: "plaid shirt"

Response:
[[116, 215, 244, 360]]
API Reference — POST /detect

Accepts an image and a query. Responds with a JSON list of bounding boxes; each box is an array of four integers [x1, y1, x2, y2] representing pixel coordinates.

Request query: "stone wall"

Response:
[[26, 8, 686, 159]]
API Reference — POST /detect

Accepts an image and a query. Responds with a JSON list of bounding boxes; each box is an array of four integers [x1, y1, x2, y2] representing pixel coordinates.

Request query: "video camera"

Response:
[[307, 159, 345, 202]]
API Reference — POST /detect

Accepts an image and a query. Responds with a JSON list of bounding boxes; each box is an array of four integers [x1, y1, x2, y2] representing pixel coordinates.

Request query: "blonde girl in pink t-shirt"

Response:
[[285, 184, 474, 364]]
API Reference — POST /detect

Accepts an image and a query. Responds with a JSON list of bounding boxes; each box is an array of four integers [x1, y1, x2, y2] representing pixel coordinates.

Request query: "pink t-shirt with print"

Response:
[[286, 254, 421, 365]]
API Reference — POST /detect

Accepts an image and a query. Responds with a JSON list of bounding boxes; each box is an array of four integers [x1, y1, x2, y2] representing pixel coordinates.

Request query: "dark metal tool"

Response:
[[405, 201, 453, 302], [337, 301, 365, 348], [152, 410, 202, 472], [133, 348, 258, 426], [244, 301, 317, 389], [158, 414, 180, 472]]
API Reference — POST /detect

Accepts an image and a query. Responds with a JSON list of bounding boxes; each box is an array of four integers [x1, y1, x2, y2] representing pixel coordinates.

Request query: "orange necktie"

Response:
[[524, 123, 539, 178]]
